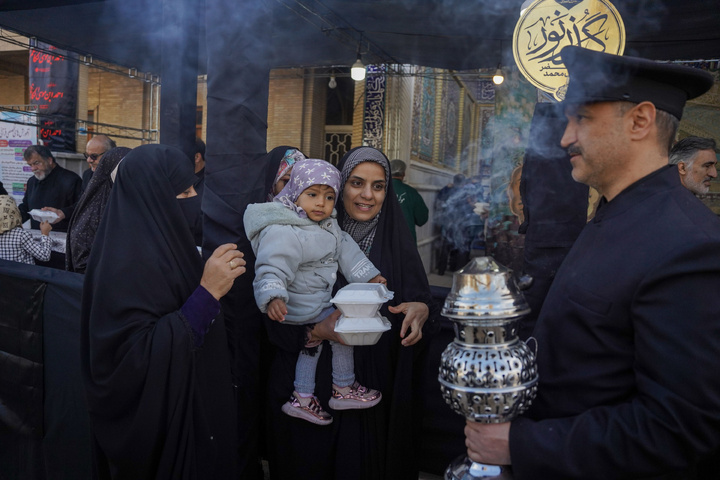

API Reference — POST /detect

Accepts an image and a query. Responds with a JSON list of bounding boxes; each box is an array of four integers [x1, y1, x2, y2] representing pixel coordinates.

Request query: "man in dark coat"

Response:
[[464, 46, 720, 479], [18, 145, 81, 233]]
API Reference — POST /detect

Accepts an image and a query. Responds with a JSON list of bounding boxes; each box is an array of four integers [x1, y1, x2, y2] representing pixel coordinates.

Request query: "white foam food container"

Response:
[[330, 283, 394, 318], [334, 315, 391, 346], [29, 209, 59, 223]]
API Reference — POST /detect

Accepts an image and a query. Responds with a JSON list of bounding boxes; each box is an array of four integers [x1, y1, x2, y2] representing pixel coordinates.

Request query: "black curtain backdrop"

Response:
[[203, 2, 275, 478], [0, 260, 90, 480]]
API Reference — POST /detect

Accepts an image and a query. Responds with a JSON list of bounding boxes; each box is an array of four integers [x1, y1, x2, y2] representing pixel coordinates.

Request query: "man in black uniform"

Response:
[[18, 144, 81, 233], [464, 46, 720, 479]]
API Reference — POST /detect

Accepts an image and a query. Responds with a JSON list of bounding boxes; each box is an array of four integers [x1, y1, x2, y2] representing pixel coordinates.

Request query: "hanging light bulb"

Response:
[[328, 75, 337, 89], [492, 63, 504, 85], [351, 55, 366, 81]]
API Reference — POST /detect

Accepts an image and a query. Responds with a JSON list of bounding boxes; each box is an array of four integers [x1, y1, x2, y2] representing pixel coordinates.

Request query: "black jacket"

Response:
[[511, 166, 720, 479], [18, 163, 81, 232]]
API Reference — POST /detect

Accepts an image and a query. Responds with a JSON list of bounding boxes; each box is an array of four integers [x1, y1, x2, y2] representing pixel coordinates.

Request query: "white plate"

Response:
[[29, 209, 59, 223]]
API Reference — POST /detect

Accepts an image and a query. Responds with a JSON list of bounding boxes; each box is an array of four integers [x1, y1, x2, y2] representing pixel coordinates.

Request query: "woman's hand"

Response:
[[200, 243, 245, 300], [308, 309, 346, 345], [388, 301, 429, 346]]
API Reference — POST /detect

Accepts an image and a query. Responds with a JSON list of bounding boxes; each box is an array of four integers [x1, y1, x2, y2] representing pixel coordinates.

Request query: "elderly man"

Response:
[[669, 136, 717, 195], [83, 134, 116, 191], [464, 46, 720, 479], [18, 145, 81, 233]]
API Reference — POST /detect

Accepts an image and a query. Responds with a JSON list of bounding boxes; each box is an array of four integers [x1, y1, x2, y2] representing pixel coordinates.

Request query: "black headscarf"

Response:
[[66, 147, 131, 273], [81, 144, 236, 480]]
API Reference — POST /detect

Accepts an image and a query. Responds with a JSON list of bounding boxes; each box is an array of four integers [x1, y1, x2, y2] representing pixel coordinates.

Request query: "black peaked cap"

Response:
[[561, 46, 714, 119]]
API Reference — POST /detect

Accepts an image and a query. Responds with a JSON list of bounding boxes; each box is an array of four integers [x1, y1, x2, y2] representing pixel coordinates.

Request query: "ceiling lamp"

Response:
[[492, 64, 504, 85], [328, 74, 337, 89], [351, 55, 366, 81], [351, 32, 366, 82]]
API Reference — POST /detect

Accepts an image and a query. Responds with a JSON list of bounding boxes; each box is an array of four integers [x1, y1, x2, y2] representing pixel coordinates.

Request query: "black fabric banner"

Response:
[[29, 42, 78, 152]]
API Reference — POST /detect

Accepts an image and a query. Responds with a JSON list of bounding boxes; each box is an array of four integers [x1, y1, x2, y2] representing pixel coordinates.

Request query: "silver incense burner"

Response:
[[439, 256, 538, 480]]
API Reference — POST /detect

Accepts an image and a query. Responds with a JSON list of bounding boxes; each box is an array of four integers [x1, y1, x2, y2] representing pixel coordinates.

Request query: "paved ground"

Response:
[[427, 271, 454, 288]]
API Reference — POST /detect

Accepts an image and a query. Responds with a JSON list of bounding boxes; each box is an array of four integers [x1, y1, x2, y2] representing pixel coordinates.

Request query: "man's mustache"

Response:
[[566, 145, 582, 157]]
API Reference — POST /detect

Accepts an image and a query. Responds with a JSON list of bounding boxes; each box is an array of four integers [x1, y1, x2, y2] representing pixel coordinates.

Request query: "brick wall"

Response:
[[87, 69, 148, 149], [267, 68, 331, 158], [197, 76, 207, 142], [352, 80, 364, 149], [301, 73, 327, 158], [267, 68, 305, 151], [0, 75, 26, 105]]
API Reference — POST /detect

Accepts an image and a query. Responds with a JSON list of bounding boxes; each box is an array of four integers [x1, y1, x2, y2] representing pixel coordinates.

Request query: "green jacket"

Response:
[[392, 178, 428, 242]]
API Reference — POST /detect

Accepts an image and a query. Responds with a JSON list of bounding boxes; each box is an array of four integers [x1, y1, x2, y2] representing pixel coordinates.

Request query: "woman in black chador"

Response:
[[66, 146, 131, 274], [81, 144, 245, 479], [264, 146, 438, 480]]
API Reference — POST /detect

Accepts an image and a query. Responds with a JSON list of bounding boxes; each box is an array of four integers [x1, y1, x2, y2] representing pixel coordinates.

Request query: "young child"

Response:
[[0, 195, 52, 265], [244, 159, 384, 425]]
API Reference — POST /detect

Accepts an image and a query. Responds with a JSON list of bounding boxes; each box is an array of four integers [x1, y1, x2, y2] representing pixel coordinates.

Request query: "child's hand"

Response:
[[39, 221, 52, 236], [368, 274, 387, 285], [267, 298, 287, 322]]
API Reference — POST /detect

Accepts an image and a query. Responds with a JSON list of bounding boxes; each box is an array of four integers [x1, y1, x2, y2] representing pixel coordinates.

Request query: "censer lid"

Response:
[[442, 256, 530, 320]]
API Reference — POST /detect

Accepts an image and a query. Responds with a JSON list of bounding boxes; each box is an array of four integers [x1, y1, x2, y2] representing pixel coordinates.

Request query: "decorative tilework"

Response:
[[441, 79, 460, 168], [477, 80, 495, 103], [362, 64, 386, 150], [411, 67, 436, 162]]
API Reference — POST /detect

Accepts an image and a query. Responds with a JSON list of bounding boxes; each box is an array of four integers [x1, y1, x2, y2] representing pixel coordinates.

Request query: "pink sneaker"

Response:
[[281, 391, 333, 425], [328, 381, 382, 410]]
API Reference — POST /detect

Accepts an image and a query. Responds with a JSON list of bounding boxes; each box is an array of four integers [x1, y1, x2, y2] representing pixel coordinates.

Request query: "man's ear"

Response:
[[677, 161, 688, 176], [194, 153, 202, 164], [627, 101, 656, 141]]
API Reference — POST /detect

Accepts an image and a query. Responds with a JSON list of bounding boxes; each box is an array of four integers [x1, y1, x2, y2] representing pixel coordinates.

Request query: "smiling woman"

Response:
[[341, 161, 386, 223]]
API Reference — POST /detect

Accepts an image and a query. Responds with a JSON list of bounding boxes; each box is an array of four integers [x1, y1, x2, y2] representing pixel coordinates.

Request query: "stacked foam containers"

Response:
[[331, 283, 393, 345]]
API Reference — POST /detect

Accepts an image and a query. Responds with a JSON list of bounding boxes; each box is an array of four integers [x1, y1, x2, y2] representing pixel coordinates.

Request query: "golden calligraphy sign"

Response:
[[513, 0, 625, 101]]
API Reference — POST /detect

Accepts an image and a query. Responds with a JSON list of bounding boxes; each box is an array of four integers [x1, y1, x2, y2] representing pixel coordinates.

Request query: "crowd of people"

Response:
[[1, 45, 720, 480]]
